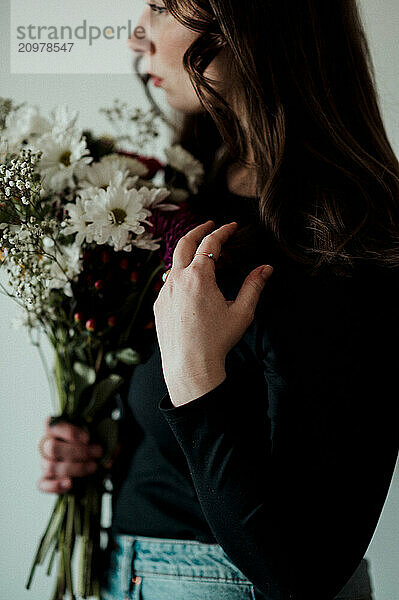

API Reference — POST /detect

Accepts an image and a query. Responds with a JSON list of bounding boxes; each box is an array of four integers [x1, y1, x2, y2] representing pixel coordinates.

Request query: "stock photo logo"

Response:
[[16, 20, 144, 48], [10, 0, 147, 74]]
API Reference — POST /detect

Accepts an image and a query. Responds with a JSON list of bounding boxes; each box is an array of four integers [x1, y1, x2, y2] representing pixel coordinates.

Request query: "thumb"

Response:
[[231, 265, 273, 320]]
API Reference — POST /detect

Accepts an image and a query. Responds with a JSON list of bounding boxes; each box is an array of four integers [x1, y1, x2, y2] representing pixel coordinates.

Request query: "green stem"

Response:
[[46, 542, 57, 577], [63, 494, 76, 599], [25, 495, 64, 589], [29, 329, 58, 415], [57, 513, 66, 600], [119, 261, 164, 346], [53, 351, 67, 414], [78, 484, 93, 598]]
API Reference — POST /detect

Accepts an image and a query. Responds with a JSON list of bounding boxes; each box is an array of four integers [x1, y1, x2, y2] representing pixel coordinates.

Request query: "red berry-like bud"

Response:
[[120, 258, 129, 270], [74, 312, 84, 323], [85, 318, 96, 332], [144, 319, 155, 329], [101, 251, 110, 264], [130, 271, 138, 283], [107, 316, 116, 327], [86, 274, 93, 285], [83, 251, 91, 262], [94, 280, 104, 290]]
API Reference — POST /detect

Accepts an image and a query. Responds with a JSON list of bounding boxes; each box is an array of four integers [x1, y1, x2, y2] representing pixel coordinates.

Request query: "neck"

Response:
[[225, 158, 258, 198]]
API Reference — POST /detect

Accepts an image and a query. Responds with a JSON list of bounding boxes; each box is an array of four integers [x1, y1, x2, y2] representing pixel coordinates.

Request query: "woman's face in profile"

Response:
[[129, 1, 226, 114]]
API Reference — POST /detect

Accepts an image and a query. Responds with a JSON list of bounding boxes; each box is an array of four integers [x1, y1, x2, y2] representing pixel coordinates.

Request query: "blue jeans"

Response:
[[99, 534, 374, 600]]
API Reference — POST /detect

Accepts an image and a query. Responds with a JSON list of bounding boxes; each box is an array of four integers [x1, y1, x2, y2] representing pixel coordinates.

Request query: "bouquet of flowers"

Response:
[[0, 97, 205, 599]]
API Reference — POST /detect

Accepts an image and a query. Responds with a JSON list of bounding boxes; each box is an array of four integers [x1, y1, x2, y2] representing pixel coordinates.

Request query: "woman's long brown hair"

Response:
[[160, 0, 399, 278]]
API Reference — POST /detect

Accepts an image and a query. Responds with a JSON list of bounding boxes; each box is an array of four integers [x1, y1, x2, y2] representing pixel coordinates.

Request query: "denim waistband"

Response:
[[105, 533, 372, 600], [110, 533, 254, 583]]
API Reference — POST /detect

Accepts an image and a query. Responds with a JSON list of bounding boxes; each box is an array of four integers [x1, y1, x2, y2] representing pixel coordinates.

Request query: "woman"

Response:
[[37, 1, 399, 599]]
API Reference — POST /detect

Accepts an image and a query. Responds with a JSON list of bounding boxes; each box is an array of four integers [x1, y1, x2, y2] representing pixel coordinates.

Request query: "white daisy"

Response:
[[100, 153, 149, 178], [75, 156, 139, 192], [136, 185, 179, 212], [2, 104, 51, 154], [163, 144, 204, 194], [45, 243, 82, 297], [63, 192, 95, 246], [132, 230, 162, 251], [48, 105, 79, 134], [85, 184, 152, 251], [32, 128, 92, 193]]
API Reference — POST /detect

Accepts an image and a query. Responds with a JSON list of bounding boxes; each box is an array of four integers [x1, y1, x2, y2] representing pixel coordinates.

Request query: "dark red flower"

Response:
[[148, 202, 203, 270]]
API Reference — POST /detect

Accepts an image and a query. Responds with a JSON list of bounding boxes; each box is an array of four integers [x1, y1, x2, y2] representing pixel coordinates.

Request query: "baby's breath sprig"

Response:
[[0, 147, 43, 223], [99, 99, 161, 154]]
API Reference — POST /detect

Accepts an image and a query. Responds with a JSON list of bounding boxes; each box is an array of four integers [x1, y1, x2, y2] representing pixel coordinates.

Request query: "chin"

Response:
[[166, 96, 206, 114]]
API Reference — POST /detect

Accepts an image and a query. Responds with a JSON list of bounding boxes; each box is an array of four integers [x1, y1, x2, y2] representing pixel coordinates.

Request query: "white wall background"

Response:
[[0, 1, 398, 599]]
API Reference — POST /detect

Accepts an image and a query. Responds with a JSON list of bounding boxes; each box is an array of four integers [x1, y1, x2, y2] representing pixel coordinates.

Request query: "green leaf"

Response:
[[73, 361, 96, 403], [104, 352, 118, 369], [115, 347, 141, 365], [93, 417, 119, 465], [73, 362, 96, 385], [104, 348, 141, 368], [81, 374, 124, 421]]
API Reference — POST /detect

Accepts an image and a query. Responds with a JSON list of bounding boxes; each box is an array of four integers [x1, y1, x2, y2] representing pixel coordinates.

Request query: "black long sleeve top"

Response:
[[110, 163, 399, 600]]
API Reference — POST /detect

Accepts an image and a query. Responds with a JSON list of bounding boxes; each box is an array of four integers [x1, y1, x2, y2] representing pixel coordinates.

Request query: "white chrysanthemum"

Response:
[[85, 184, 152, 251], [133, 230, 162, 251], [63, 193, 96, 246], [45, 243, 82, 297], [75, 157, 139, 192], [48, 105, 79, 134], [100, 153, 149, 178], [164, 144, 204, 194], [1, 105, 51, 154], [136, 185, 179, 212], [32, 128, 92, 193]]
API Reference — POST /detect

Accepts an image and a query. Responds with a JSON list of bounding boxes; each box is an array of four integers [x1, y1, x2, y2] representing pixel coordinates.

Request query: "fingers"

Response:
[[171, 220, 239, 271], [172, 220, 217, 269], [40, 456, 99, 480], [230, 265, 273, 323], [40, 436, 103, 462], [45, 417, 89, 444], [191, 222, 238, 268], [37, 476, 73, 495]]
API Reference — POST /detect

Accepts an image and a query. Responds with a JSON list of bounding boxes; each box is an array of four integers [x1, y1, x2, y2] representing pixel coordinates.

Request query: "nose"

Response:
[[127, 10, 155, 55]]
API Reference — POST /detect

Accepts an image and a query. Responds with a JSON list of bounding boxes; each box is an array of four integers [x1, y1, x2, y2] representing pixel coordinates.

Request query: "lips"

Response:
[[147, 71, 163, 86], [147, 71, 163, 81]]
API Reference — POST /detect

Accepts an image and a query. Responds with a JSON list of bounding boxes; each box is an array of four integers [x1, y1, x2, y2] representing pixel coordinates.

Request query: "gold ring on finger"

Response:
[[38, 437, 47, 459], [193, 251, 217, 262]]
